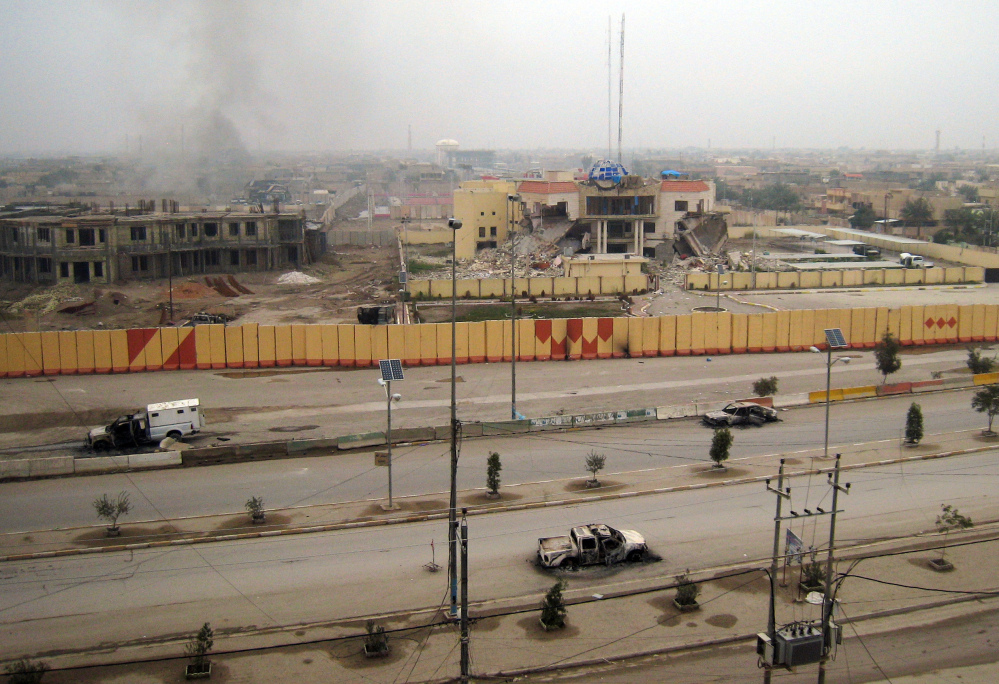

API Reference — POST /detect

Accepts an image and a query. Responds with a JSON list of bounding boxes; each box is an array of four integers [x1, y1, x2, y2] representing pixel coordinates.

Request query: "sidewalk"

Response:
[[3, 427, 995, 562], [25, 519, 999, 683]]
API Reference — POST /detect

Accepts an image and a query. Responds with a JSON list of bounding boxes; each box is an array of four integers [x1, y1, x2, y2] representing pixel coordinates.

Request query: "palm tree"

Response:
[[900, 197, 934, 239]]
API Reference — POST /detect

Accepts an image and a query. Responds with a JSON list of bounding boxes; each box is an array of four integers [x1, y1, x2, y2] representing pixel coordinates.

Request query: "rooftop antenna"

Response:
[[607, 16, 612, 161], [618, 13, 625, 164]]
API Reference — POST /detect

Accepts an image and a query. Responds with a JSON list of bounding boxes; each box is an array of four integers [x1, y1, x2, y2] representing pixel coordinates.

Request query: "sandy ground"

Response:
[[0, 244, 401, 332]]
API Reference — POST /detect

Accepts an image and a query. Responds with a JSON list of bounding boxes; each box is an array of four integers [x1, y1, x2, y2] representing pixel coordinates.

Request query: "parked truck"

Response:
[[87, 399, 205, 451], [537, 523, 647, 568], [899, 252, 934, 268]]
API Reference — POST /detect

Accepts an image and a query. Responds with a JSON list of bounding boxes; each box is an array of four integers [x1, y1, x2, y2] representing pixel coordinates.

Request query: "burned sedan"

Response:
[[702, 401, 780, 428]]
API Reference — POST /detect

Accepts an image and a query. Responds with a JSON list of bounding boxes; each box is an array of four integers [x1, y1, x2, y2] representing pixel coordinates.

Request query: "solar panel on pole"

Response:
[[379, 359, 405, 382], [824, 328, 848, 349]]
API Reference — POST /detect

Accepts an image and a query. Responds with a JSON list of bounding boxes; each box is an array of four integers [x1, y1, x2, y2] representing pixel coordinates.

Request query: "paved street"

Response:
[[2, 450, 997, 665], [0, 388, 988, 533]]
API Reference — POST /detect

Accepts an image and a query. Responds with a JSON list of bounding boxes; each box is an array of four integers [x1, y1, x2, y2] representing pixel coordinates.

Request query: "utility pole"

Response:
[[508, 194, 520, 420], [817, 455, 849, 684], [447, 218, 462, 618], [459, 509, 470, 683], [763, 459, 790, 684]]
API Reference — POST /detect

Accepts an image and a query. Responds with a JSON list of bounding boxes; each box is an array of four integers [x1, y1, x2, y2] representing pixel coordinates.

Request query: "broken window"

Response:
[[674, 200, 688, 211], [131, 255, 149, 271], [79, 228, 96, 246], [229, 222, 240, 236], [130, 226, 147, 241], [176, 224, 186, 238], [205, 250, 220, 266], [230, 250, 240, 266], [479, 227, 486, 238], [37, 228, 51, 242], [204, 223, 218, 237], [245, 250, 258, 266], [65, 229, 75, 244], [99, 229, 106, 243], [190, 223, 199, 236], [245, 221, 257, 236], [60, 262, 69, 278], [644, 221, 656, 234], [94, 261, 103, 277], [490, 226, 497, 237], [38, 258, 52, 273]]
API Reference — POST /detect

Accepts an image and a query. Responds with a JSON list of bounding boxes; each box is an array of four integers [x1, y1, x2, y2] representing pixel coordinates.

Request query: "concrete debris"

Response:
[[277, 271, 322, 285]]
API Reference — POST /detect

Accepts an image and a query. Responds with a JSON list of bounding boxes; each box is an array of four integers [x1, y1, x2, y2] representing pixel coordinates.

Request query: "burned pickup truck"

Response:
[[537, 523, 647, 569]]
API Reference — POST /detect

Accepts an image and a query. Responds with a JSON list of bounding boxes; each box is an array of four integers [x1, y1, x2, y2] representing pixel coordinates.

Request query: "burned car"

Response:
[[702, 401, 780, 428], [537, 523, 647, 569]]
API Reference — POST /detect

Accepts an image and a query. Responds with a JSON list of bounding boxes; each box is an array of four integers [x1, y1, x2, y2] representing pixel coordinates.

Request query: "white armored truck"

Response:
[[87, 399, 205, 451]]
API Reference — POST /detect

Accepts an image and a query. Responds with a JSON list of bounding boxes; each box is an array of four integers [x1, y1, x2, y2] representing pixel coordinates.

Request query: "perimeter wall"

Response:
[[1, 303, 996, 378]]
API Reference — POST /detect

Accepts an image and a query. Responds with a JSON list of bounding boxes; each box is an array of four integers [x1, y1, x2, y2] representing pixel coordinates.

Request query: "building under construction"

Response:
[[0, 208, 306, 285]]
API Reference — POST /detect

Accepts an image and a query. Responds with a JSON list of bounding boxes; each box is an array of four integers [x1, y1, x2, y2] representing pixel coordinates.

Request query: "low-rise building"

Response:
[[0, 210, 305, 284]]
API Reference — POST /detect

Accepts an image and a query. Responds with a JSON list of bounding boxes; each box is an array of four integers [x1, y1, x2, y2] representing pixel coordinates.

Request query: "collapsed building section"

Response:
[[674, 212, 729, 259]]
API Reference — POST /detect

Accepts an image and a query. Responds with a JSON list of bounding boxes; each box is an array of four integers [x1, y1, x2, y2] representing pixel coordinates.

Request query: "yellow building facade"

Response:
[[453, 180, 521, 260]]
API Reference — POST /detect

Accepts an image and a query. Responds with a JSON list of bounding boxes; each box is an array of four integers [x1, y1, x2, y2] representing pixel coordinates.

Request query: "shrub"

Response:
[[185, 622, 214, 672], [904, 403, 923, 444], [752, 376, 779, 397], [584, 451, 606, 483], [4, 659, 49, 684], [674, 571, 700, 606], [709, 428, 733, 468], [93, 491, 132, 533], [364, 620, 388, 653], [801, 562, 826, 588], [245, 496, 265, 519], [967, 348, 996, 374], [540, 579, 567, 629], [486, 452, 502, 496], [874, 331, 902, 384]]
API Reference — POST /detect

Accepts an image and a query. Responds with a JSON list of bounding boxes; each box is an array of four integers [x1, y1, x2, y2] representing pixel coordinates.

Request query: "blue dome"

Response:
[[588, 160, 628, 183]]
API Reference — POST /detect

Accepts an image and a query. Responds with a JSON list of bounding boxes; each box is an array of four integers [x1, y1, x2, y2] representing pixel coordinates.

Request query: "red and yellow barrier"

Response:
[[5, 304, 999, 378]]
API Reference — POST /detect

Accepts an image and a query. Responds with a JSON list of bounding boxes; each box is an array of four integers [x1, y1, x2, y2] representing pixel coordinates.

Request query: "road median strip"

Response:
[[3, 437, 996, 563]]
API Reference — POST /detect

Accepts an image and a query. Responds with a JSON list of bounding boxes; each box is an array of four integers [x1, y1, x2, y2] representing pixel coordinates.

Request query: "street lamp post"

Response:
[[508, 193, 521, 420], [377, 376, 401, 510], [446, 218, 462, 617], [811, 328, 850, 459], [883, 192, 893, 234]]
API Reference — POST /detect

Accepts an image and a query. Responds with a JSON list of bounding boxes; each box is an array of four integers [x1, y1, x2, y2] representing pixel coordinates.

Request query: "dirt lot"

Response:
[[0, 245, 401, 332]]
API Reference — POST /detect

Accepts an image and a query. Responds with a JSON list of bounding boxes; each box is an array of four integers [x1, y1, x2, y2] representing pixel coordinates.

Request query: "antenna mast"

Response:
[[607, 16, 612, 161], [617, 14, 624, 164]]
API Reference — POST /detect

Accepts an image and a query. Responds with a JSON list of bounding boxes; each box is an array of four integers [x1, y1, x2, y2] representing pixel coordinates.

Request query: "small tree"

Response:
[[971, 385, 999, 435], [904, 402, 924, 445], [486, 451, 502, 497], [93, 491, 132, 535], [752, 376, 779, 397], [709, 428, 733, 469], [967, 347, 996, 375], [674, 571, 700, 607], [245, 496, 265, 522], [801, 561, 827, 589], [935, 504, 973, 562], [3, 658, 49, 684], [584, 451, 606, 485], [873, 331, 902, 384], [185, 622, 214, 674], [363, 620, 388, 655], [540, 579, 567, 630]]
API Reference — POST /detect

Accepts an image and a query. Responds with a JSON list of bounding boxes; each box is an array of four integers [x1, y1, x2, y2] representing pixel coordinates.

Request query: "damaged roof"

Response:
[[517, 180, 579, 194], [660, 180, 710, 193]]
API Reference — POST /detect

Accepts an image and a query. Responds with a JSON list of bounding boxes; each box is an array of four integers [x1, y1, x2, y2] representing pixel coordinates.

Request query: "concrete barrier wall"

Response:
[[411, 274, 651, 300], [3, 304, 999, 378], [686, 266, 982, 291]]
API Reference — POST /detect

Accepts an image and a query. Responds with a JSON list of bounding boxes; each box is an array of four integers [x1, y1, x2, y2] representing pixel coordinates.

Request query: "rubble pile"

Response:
[[3, 281, 81, 315], [277, 271, 322, 285], [420, 233, 566, 281]]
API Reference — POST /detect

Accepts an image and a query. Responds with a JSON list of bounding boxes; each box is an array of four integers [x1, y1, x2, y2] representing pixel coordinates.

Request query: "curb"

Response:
[[3, 444, 994, 564]]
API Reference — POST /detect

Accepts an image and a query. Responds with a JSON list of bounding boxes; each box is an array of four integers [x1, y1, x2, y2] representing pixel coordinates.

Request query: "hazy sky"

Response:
[[2, 0, 998, 156]]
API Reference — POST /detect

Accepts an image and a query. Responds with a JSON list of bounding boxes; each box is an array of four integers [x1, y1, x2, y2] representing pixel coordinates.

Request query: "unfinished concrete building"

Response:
[[0, 210, 306, 284]]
